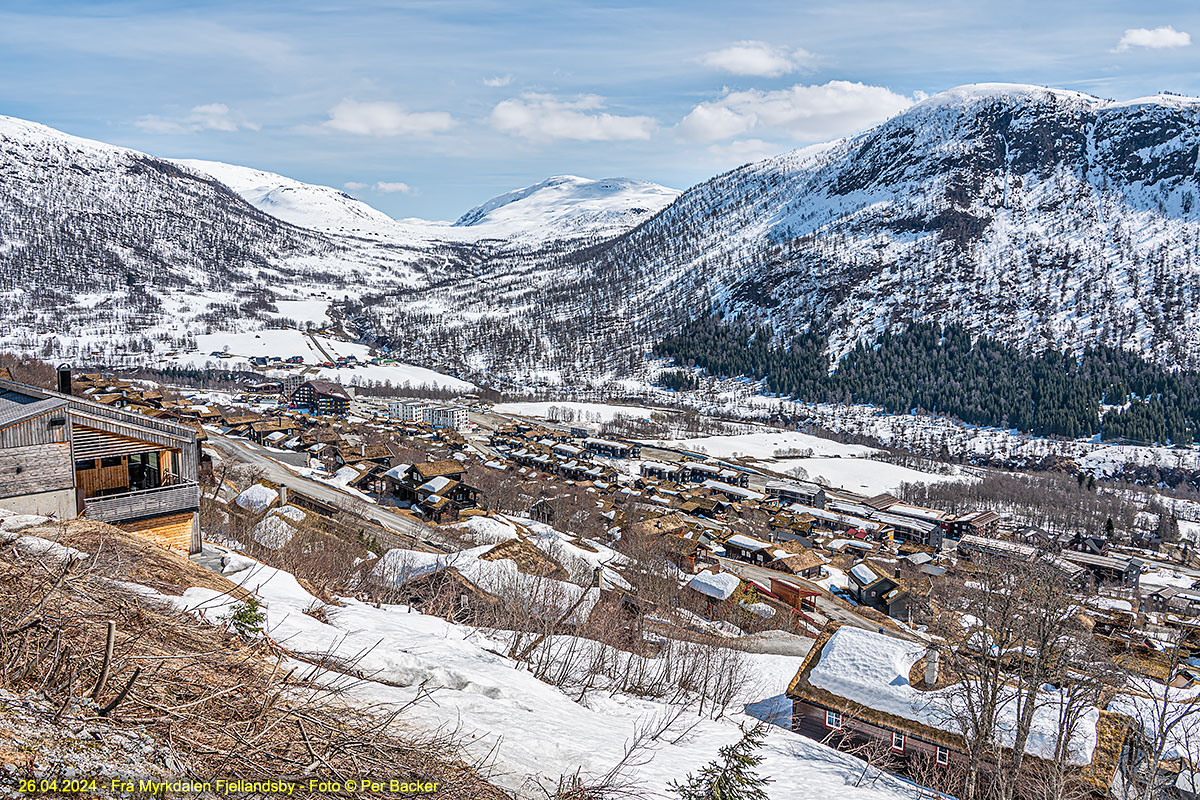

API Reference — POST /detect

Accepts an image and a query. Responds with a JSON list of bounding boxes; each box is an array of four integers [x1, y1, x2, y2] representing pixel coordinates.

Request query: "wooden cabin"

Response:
[[0, 376, 201, 554], [787, 624, 1127, 798]]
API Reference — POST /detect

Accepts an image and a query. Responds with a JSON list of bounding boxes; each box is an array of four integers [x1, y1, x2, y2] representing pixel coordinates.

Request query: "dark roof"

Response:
[[299, 380, 350, 399], [0, 386, 66, 430]]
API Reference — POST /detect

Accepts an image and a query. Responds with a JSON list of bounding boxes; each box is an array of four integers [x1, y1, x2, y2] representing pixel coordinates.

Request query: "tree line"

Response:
[[654, 317, 1200, 444]]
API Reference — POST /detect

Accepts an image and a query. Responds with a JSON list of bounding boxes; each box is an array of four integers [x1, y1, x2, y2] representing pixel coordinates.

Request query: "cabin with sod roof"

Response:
[[722, 533, 773, 565], [787, 624, 1128, 797], [382, 459, 479, 520], [847, 560, 909, 618]]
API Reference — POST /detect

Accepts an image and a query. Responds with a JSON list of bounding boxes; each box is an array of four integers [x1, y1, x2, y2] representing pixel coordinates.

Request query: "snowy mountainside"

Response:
[[622, 83, 1200, 366], [368, 83, 1200, 382], [453, 174, 680, 242], [0, 115, 472, 362], [175, 159, 403, 234], [176, 162, 679, 247]]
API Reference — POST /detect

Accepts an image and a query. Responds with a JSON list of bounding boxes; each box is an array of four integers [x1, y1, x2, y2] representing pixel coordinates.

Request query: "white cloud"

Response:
[[373, 181, 416, 194], [483, 74, 513, 87], [325, 99, 455, 137], [1115, 26, 1191, 51], [343, 180, 417, 195], [134, 103, 258, 134], [678, 80, 914, 142], [490, 93, 656, 141], [707, 138, 780, 164], [701, 41, 814, 77]]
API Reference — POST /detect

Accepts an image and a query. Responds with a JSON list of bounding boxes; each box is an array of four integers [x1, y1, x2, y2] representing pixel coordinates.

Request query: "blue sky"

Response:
[[2, 0, 1198, 218]]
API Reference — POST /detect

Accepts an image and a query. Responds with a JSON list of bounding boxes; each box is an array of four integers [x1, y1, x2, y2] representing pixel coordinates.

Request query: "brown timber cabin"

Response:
[[787, 624, 1128, 797]]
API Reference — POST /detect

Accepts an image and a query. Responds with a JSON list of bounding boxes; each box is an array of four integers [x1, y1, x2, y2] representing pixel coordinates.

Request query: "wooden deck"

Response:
[[83, 482, 200, 524]]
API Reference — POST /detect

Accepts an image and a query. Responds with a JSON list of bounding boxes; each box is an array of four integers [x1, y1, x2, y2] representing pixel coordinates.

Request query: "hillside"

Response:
[[0, 511, 931, 799], [365, 84, 1200, 384], [0, 117, 672, 367], [5, 84, 1200, 387], [0, 515, 503, 798]]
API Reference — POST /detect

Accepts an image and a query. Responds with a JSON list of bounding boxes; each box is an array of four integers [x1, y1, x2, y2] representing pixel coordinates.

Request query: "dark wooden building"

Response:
[[292, 380, 350, 416], [787, 625, 1126, 797]]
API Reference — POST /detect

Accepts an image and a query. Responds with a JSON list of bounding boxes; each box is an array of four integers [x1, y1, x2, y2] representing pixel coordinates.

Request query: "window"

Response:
[[891, 732, 906, 753], [936, 746, 949, 766], [824, 710, 843, 730], [75, 459, 95, 471], [99, 455, 123, 468]]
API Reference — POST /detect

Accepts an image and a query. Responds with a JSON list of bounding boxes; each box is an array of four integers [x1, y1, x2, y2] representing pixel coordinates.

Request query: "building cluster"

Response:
[[387, 399, 468, 431], [185, 402, 481, 522]]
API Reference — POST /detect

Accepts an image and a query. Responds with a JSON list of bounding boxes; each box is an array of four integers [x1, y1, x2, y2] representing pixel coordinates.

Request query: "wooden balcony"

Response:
[[82, 482, 200, 524]]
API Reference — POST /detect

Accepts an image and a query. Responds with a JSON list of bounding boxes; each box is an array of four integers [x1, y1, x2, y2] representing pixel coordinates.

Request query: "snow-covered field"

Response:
[[162, 329, 474, 391], [651, 431, 876, 460], [494, 401, 659, 423], [158, 551, 925, 799], [649, 431, 975, 494], [773, 456, 973, 495]]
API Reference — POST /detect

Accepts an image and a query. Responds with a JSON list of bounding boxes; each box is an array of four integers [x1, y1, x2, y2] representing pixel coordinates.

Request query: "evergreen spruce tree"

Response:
[[671, 723, 771, 800]]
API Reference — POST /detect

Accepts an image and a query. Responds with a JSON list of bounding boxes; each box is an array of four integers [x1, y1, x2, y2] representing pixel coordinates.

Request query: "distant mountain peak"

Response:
[[452, 174, 680, 239]]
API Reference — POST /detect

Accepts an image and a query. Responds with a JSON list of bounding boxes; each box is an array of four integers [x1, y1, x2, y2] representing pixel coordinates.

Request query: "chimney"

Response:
[[593, 566, 604, 590], [56, 363, 72, 395], [925, 644, 940, 687], [277, 485, 289, 507]]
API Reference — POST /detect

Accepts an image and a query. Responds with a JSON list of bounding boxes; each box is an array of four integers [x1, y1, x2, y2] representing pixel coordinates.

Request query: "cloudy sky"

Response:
[[3, 0, 1198, 218]]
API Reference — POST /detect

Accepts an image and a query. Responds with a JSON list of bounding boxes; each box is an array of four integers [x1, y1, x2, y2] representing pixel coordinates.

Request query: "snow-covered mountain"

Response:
[[4, 83, 1200, 382], [174, 159, 402, 234], [373, 83, 1200, 381], [617, 83, 1200, 367], [176, 162, 679, 246], [453, 174, 680, 242], [0, 115, 672, 362]]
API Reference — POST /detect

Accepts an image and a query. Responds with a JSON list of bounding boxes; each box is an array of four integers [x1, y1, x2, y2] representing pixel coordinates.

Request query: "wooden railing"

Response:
[[83, 482, 200, 523]]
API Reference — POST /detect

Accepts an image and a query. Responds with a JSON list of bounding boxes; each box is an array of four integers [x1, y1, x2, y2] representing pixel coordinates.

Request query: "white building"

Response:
[[386, 399, 467, 431]]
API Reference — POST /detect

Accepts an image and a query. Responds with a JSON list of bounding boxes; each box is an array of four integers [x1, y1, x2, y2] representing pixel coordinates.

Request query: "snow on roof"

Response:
[[253, 510, 299, 550], [373, 544, 601, 622], [849, 562, 880, 585], [829, 538, 874, 551], [585, 437, 630, 449], [418, 475, 454, 494], [383, 463, 411, 480], [726, 534, 770, 551], [884, 503, 948, 523], [701, 480, 765, 500], [1086, 596, 1133, 613], [235, 483, 278, 513], [686, 571, 741, 601], [809, 626, 1100, 765]]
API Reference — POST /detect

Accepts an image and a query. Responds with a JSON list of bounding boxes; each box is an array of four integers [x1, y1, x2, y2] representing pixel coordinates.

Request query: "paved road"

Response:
[[205, 433, 446, 553]]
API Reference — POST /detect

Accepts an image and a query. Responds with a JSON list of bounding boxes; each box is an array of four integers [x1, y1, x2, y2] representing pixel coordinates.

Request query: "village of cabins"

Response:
[[0, 363, 1191, 799]]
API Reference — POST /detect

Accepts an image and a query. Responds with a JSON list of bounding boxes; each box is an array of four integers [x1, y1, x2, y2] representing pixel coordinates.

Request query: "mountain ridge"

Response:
[[3, 83, 1200, 383]]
